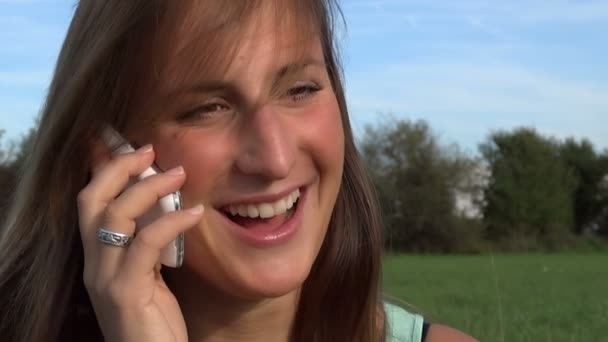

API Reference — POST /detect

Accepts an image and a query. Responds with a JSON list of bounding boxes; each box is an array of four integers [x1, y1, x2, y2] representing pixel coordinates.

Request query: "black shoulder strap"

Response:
[[422, 321, 430, 341]]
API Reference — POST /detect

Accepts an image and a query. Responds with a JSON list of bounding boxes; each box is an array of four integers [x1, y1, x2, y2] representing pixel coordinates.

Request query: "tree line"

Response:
[[0, 128, 35, 220], [1, 120, 607, 253], [361, 116, 608, 252]]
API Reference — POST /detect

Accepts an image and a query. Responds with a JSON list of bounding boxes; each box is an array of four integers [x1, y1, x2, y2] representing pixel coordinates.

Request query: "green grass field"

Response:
[[382, 253, 608, 342]]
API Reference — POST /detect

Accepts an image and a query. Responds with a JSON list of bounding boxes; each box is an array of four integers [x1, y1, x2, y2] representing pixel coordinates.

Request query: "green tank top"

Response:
[[384, 303, 424, 342]]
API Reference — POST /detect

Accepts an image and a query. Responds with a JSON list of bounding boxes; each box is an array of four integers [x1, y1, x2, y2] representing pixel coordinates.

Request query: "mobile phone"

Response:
[[101, 127, 184, 268]]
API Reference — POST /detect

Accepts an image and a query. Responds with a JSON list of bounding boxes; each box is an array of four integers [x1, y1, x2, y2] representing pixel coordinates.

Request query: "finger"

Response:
[[89, 144, 155, 201], [90, 139, 111, 176], [79, 139, 112, 286], [77, 145, 155, 246], [96, 167, 186, 273], [78, 140, 110, 257], [119, 205, 205, 282], [104, 166, 186, 226], [78, 145, 156, 282]]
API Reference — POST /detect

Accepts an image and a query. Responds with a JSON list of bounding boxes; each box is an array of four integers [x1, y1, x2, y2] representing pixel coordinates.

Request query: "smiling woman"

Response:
[[0, 1, 474, 342]]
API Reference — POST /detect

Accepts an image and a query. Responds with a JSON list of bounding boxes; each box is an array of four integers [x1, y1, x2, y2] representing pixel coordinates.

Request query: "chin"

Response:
[[234, 255, 313, 299]]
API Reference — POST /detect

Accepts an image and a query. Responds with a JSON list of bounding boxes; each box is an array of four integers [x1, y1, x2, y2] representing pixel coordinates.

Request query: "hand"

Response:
[[77, 143, 202, 342]]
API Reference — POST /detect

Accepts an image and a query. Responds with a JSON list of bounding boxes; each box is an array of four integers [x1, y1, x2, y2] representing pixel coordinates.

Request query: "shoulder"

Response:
[[383, 303, 477, 342], [425, 324, 478, 342], [383, 302, 424, 342]]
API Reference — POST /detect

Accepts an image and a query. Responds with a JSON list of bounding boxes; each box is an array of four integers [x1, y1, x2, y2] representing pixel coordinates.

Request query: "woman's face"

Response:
[[145, 13, 344, 299]]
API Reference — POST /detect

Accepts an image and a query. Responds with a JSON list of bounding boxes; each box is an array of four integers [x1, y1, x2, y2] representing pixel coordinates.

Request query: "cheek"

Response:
[[152, 130, 232, 205], [297, 95, 345, 175]]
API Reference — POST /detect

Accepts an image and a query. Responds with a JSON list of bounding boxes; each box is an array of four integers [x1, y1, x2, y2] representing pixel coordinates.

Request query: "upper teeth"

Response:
[[225, 188, 300, 219]]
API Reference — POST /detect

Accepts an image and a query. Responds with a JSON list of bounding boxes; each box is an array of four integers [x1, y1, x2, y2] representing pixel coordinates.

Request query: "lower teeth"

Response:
[[285, 207, 295, 219]]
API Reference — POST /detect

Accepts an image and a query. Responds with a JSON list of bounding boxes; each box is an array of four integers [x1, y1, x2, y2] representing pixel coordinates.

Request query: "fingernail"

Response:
[[187, 204, 204, 215], [166, 166, 184, 176], [137, 144, 153, 154]]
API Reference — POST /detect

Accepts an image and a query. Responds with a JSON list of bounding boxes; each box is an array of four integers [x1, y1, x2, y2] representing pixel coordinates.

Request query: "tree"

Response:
[[360, 116, 480, 252], [0, 130, 14, 165], [0, 130, 17, 222], [597, 170, 608, 236], [10, 126, 37, 172], [559, 138, 608, 235], [0, 127, 37, 223], [480, 128, 577, 248]]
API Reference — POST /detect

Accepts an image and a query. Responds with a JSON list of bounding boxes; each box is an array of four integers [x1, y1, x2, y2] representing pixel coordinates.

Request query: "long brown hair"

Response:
[[0, 1, 385, 341]]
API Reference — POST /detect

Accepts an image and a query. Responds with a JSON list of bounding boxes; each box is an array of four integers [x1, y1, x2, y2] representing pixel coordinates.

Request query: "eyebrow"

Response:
[[274, 58, 326, 80], [168, 58, 326, 98]]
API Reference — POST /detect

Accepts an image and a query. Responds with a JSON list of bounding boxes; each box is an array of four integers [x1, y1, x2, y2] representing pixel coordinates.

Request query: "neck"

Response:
[[165, 268, 298, 342]]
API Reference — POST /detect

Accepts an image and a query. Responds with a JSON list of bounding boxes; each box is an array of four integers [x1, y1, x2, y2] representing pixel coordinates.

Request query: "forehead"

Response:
[[152, 0, 323, 93]]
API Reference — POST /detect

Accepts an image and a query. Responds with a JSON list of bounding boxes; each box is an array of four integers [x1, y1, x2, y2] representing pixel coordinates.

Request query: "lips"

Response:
[[214, 186, 307, 248]]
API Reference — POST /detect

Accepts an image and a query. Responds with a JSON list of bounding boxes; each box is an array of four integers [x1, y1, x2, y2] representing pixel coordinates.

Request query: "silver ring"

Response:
[[97, 228, 133, 247]]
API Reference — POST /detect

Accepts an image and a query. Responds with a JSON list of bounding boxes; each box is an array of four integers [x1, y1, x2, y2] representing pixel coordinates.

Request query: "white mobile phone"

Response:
[[101, 127, 184, 268]]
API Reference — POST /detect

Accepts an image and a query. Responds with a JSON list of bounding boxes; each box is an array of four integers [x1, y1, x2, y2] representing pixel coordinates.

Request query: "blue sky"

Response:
[[1, 0, 607, 153]]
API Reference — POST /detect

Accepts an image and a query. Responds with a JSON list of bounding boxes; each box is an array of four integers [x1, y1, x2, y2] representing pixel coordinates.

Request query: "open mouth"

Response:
[[220, 188, 301, 232]]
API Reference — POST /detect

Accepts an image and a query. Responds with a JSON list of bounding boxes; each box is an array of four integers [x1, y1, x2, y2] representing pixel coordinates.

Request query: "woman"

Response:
[[0, 1, 475, 341]]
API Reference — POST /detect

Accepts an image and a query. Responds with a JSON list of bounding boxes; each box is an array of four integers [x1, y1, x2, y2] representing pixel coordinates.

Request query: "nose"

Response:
[[234, 106, 295, 180]]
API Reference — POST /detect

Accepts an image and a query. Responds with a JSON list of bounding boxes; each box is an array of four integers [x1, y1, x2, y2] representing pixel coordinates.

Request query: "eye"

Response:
[[177, 101, 232, 122], [285, 82, 321, 102]]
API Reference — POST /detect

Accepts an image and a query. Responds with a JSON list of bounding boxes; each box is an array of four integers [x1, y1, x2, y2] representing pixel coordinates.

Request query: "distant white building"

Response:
[[453, 162, 490, 219]]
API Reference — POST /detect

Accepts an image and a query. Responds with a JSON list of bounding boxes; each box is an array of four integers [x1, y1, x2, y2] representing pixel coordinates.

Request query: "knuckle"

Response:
[[134, 229, 158, 249], [118, 153, 137, 167], [92, 281, 108, 298], [104, 201, 124, 221], [76, 188, 94, 207], [106, 280, 129, 303], [136, 176, 159, 196], [121, 150, 152, 171], [146, 173, 179, 195], [83, 274, 94, 292], [108, 154, 140, 178]]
